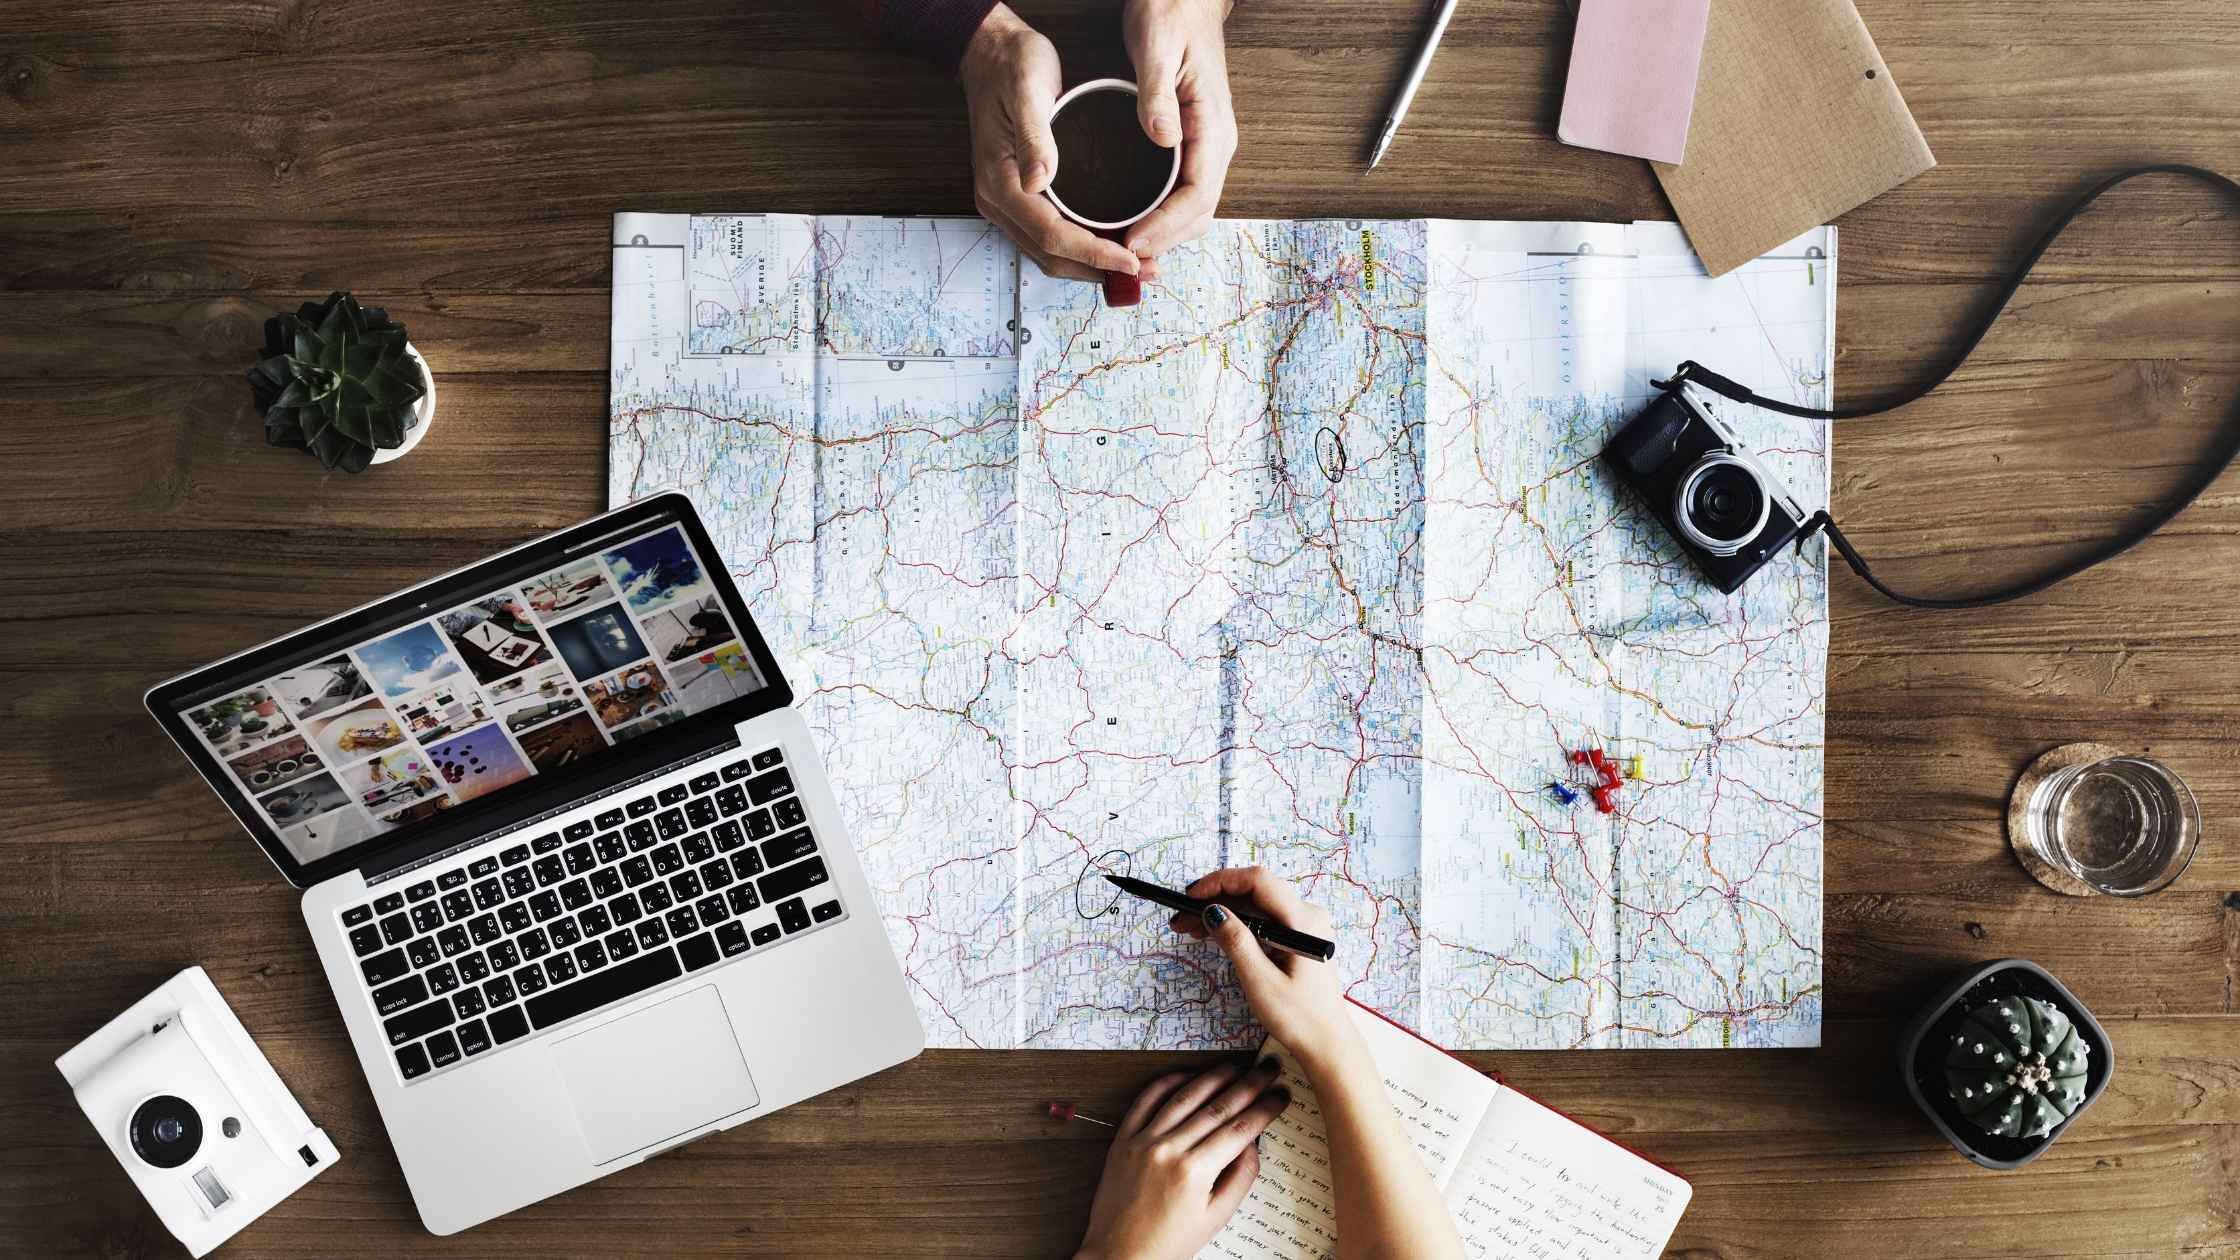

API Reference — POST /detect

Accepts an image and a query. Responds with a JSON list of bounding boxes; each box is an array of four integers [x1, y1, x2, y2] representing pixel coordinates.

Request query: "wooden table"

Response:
[[5, 1, 2238, 1255]]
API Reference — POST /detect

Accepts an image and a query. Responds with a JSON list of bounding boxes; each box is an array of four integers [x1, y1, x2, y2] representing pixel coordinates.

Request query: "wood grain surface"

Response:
[[4, 1, 2239, 1256]]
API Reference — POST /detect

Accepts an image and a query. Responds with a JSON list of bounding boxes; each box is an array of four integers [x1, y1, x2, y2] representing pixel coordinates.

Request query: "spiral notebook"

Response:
[[1199, 1002, 1691, 1260]]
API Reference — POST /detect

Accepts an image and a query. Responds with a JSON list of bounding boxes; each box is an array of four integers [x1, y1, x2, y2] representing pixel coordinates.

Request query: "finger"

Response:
[[1118, 1070, 1194, 1137], [1168, 1056, 1283, 1149], [1201, 901, 1288, 995], [1170, 909, 1206, 939], [1004, 67, 1061, 194], [977, 191, 1106, 283], [1208, 1142, 1262, 1216], [1125, 97, 1235, 257], [1192, 1085, 1291, 1170], [1126, 18, 1186, 147], [1142, 1061, 1243, 1138], [1186, 866, 1315, 927], [989, 173, 1141, 274]]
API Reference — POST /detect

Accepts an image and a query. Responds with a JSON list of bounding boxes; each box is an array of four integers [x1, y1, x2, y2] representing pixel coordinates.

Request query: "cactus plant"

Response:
[[248, 292, 427, 473], [1943, 994, 2091, 1140]]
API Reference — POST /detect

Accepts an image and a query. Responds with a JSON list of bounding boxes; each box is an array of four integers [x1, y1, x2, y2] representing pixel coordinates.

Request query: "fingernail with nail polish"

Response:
[[1202, 904, 1228, 928]]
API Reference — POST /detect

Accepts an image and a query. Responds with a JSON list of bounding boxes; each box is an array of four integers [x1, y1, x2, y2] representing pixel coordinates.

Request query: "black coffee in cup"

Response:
[[1050, 87, 1176, 226]]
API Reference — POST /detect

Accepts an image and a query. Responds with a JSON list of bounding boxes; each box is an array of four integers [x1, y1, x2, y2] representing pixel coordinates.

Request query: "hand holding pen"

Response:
[[1141, 866, 1361, 1070]]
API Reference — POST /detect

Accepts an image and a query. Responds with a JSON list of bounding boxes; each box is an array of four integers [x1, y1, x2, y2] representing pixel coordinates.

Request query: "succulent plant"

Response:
[[249, 292, 427, 473], [1944, 994, 2091, 1140]]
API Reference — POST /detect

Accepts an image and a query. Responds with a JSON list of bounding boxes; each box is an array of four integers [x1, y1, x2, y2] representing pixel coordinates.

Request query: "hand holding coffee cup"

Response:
[[1045, 79, 1183, 306]]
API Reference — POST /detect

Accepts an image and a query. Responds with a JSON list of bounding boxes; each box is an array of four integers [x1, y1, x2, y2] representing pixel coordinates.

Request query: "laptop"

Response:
[[146, 494, 925, 1233]]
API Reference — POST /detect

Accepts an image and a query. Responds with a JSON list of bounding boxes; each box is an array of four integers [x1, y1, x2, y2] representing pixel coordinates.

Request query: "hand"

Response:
[[1118, 0, 1238, 262], [1074, 1060, 1291, 1260], [960, 4, 1142, 283], [1170, 868, 1354, 1069]]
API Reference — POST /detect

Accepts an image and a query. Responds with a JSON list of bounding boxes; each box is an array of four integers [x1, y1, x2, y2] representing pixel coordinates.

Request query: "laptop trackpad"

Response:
[[551, 985, 759, 1164]]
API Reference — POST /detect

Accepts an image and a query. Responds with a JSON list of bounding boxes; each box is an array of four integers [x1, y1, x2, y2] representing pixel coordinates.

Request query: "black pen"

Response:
[[1104, 874, 1337, 963]]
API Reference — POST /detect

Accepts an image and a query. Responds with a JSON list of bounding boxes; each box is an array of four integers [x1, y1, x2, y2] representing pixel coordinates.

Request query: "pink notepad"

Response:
[[1558, 0, 1713, 165]]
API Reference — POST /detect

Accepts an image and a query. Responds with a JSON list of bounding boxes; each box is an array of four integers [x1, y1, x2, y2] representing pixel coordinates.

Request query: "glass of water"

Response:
[[2022, 754, 2201, 896]]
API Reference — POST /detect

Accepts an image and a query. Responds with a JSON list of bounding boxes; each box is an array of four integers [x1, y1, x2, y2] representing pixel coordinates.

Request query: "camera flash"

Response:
[[192, 1167, 232, 1210]]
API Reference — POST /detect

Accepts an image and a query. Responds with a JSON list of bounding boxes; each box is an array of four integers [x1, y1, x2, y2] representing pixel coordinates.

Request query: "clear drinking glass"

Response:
[[2022, 755, 2201, 896]]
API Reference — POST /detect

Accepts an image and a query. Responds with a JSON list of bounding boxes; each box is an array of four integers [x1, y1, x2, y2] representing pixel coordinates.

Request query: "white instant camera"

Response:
[[56, 967, 338, 1256]]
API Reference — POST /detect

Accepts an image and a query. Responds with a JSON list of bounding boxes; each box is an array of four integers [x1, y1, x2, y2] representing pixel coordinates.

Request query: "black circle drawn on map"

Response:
[[1314, 426, 1348, 484], [1074, 848, 1132, 921]]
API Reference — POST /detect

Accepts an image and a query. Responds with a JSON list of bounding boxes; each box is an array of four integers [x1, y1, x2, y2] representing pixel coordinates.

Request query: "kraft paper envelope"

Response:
[[1654, 0, 1934, 276]]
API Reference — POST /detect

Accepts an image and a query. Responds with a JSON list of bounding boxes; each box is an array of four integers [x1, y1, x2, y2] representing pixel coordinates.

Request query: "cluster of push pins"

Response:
[[1546, 747, 1640, 815]]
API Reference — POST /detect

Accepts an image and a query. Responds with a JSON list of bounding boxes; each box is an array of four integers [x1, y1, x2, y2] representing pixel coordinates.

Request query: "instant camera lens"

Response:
[[129, 1094, 204, 1169], [1675, 455, 1771, 557]]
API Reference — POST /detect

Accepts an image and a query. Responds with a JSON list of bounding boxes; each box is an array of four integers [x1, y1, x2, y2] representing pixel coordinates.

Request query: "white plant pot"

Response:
[[371, 342, 437, 465]]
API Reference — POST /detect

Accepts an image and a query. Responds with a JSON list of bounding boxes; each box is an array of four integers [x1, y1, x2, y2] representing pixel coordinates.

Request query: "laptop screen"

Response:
[[148, 497, 787, 886]]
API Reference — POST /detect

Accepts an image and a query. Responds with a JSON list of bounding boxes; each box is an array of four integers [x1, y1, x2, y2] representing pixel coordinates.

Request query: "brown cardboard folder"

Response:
[[1654, 0, 1935, 276]]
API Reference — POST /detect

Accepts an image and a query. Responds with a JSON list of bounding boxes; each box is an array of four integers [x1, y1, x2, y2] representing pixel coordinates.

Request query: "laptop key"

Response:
[[563, 819, 595, 842], [531, 832, 564, 853], [750, 923, 781, 946], [501, 843, 531, 866], [544, 954, 577, 985], [751, 748, 784, 771], [578, 904, 612, 936], [625, 820, 656, 850], [606, 929, 640, 961], [499, 902, 532, 933], [488, 1005, 530, 1044], [609, 892, 642, 924], [518, 928, 551, 960], [502, 868, 534, 898], [437, 926, 470, 957], [485, 974, 516, 1006], [760, 828, 817, 870], [715, 785, 748, 817], [682, 832, 714, 864], [472, 878, 505, 910], [590, 868, 623, 899], [374, 892, 405, 915], [635, 918, 669, 949], [548, 919, 581, 949], [733, 848, 764, 878], [677, 933, 720, 972], [427, 1030, 461, 1068], [486, 940, 521, 973], [721, 760, 754, 782], [668, 869, 703, 901], [811, 900, 843, 923], [664, 907, 699, 938], [411, 903, 444, 934], [712, 820, 744, 851], [343, 904, 374, 927], [689, 771, 722, 794], [655, 808, 688, 840], [526, 946, 683, 1030], [772, 798, 807, 830], [361, 948, 409, 987], [468, 913, 500, 945], [626, 795, 659, 818], [745, 768, 792, 805], [426, 963, 459, 995], [727, 885, 760, 916], [758, 857, 830, 904], [408, 937, 440, 969], [532, 855, 565, 887], [701, 858, 732, 890], [469, 856, 499, 877], [513, 964, 548, 995], [380, 913, 413, 946], [651, 843, 683, 875], [457, 1019, 492, 1056], [559, 878, 592, 910], [574, 940, 608, 972], [441, 889, 474, 921], [595, 807, 626, 830], [453, 987, 486, 1019], [384, 998, 453, 1046], [457, 953, 490, 984], [658, 784, 691, 807], [438, 868, 469, 889], [372, 975, 428, 1016], [744, 808, 776, 841], [685, 797, 719, 829], [396, 1043, 431, 1080], [407, 880, 437, 902], [564, 843, 595, 875], [776, 897, 812, 934], [594, 833, 626, 863], [620, 855, 653, 886], [695, 894, 728, 929], [717, 922, 752, 956], [529, 891, 562, 922], [349, 924, 383, 956], [640, 884, 674, 913]]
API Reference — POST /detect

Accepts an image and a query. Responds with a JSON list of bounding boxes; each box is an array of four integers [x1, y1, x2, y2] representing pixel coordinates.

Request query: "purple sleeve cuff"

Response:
[[869, 0, 1002, 73]]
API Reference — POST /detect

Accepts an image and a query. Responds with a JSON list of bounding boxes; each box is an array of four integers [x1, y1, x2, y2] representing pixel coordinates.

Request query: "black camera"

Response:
[[1601, 388, 1809, 593]]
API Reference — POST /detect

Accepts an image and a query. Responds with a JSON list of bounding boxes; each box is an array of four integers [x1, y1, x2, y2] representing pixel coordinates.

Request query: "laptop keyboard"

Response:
[[336, 744, 844, 1084]]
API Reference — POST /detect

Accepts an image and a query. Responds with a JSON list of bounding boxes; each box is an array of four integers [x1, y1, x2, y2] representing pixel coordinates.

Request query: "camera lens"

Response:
[[1674, 455, 1771, 557], [129, 1095, 203, 1169]]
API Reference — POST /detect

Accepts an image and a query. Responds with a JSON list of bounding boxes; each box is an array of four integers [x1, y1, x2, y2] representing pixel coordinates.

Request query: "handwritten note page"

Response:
[[1445, 1088, 1690, 1260], [1198, 1004, 1501, 1260]]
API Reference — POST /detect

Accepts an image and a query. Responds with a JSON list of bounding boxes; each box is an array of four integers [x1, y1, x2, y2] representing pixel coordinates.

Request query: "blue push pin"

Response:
[[1547, 782, 1579, 805]]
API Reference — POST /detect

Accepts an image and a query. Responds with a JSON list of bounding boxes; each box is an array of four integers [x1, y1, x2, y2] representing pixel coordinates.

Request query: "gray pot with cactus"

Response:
[[249, 292, 435, 472], [1897, 958, 2113, 1169]]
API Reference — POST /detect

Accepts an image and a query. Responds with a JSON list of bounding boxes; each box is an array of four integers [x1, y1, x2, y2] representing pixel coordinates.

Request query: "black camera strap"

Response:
[[1654, 163, 2240, 610]]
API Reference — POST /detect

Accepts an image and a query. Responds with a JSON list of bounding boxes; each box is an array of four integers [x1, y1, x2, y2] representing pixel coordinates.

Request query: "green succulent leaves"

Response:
[[250, 292, 426, 473], [1943, 995, 2091, 1141]]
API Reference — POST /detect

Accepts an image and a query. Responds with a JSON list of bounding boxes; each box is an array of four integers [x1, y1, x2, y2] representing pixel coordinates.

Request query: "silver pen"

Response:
[[1367, 0, 1462, 170]]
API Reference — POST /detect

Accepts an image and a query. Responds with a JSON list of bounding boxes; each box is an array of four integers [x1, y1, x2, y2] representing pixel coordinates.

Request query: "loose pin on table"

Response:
[[1048, 1101, 1116, 1128]]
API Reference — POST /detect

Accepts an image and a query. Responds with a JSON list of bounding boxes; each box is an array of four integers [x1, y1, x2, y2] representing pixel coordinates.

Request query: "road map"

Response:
[[610, 212, 1831, 1050]]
